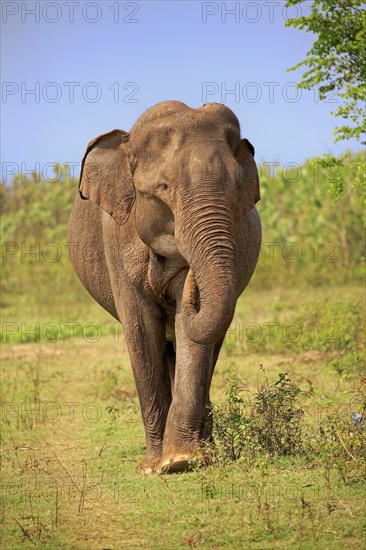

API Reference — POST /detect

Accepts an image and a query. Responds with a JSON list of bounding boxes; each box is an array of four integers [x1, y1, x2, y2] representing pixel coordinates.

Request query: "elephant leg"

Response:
[[118, 295, 172, 474], [158, 308, 216, 473]]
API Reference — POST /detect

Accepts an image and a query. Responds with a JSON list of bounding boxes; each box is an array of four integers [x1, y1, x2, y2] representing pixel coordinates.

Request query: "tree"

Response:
[[285, 0, 366, 144]]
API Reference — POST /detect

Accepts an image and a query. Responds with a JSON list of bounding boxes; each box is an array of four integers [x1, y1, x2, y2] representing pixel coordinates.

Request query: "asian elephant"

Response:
[[67, 101, 261, 474]]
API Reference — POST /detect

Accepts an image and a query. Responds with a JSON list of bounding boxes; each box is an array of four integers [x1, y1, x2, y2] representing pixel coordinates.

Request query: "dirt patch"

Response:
[[262, 350, 324, 368], [1, 344, 65, 361]]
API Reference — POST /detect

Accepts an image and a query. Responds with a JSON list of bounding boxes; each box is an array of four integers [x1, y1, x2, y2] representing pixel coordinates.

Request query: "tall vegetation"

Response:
[[286, 0, 366, 144], [0, 153, 364, 301]]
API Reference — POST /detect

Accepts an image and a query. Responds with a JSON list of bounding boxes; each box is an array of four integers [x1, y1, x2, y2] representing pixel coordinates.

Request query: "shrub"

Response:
[[288, 299, 364, 353], [254, 372, 304, 456], [212, 372, 304, 462]]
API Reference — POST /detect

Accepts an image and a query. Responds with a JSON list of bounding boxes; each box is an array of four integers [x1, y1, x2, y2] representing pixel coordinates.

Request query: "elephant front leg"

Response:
[[158, 309, 216, 473], [122, 299, 172, 474]]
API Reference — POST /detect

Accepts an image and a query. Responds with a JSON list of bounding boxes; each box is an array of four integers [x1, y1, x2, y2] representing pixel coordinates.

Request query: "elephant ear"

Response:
[[79, 129, 135, 225], [236, 138, 261, 215]]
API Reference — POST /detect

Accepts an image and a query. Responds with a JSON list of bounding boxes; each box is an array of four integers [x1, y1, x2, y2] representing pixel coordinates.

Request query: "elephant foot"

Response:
[[157, 454, 191, 474], [136, 454, 161, 475], [156, 451, 206, 474]]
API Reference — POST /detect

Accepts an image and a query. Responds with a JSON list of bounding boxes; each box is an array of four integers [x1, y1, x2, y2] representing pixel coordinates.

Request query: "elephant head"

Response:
[[79, 101, 260, 344]]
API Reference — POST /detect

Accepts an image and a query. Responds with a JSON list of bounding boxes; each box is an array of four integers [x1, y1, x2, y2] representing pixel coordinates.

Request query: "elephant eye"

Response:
[[157, 182, 168, 191]]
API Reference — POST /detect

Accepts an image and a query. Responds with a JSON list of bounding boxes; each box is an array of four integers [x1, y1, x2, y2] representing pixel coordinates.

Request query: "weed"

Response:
[[289, 299, 364, 353], [98, 405, 120, 457], [211, 377, 253, 462], [212, 371, 304, 463], [254, 371, 304, 456], [328, 351, 366, 377]]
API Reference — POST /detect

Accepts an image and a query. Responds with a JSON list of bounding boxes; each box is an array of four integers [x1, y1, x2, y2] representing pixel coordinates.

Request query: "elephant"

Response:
[[67, 101, 261, 474]]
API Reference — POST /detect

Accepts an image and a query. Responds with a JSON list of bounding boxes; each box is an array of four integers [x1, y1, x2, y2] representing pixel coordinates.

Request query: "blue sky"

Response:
[[1, 0, 362, 182]]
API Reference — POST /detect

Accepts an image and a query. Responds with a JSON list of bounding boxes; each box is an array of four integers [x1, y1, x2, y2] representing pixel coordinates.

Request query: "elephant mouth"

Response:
[[188, 270, 201, 312]]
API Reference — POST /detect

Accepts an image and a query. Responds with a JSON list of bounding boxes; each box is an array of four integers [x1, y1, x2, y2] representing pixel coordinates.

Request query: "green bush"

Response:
[[211, 377, 254, 461], [316, 412, 366, 466], [212, 372, 304, 462], [287, 299, 364, 353], [211, 373, 365, 474], [254, 372, 304, 456], [241, 297, 365, 364], [328, 351, 366, 377]]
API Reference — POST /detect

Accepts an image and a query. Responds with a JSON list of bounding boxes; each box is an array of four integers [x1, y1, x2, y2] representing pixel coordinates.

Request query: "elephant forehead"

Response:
[[132, 120, 239, 152], [131, 102, 240, 141]]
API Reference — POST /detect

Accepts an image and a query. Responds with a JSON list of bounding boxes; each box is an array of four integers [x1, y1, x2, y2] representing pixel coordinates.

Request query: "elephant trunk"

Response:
[[177, 192, 237, 345]]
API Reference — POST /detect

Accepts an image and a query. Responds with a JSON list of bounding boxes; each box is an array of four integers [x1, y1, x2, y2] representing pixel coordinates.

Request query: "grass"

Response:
[[1, 282, 365, 549]]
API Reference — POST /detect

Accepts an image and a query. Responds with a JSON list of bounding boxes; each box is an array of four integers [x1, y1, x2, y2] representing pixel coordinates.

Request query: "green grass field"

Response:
[[1, 282, 365, 549]]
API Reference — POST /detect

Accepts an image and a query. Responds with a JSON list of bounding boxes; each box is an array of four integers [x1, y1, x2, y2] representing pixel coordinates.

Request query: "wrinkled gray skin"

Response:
[[68, 101, 261, 474]]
